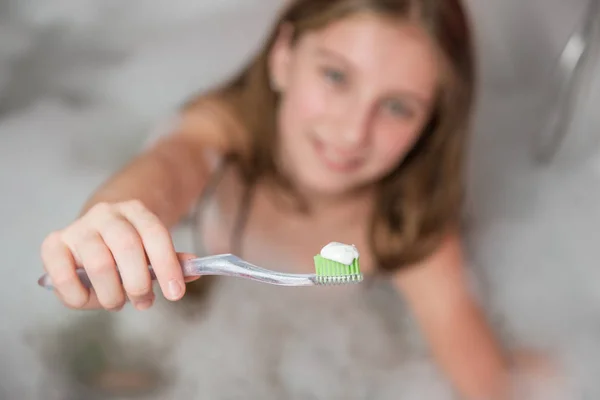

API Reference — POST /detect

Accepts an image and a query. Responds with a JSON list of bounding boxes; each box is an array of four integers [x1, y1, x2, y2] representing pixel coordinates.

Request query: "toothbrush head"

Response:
[[313, 242, 363, 285]]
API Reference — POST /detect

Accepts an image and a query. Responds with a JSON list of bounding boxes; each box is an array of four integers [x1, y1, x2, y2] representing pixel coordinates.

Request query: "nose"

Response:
[[335, 98, 371, 149]]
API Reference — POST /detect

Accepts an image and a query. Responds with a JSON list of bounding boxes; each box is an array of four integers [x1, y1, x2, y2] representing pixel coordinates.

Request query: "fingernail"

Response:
[[135, 298, 154, 311], [168, 279, 183, 300]]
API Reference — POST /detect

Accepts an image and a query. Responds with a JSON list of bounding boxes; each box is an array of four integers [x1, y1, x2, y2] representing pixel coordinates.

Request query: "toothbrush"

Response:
[[37, 242, 363, 290]]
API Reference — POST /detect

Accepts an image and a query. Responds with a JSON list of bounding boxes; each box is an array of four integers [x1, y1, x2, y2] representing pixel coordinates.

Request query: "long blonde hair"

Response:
[[187, 0, 475, 272]]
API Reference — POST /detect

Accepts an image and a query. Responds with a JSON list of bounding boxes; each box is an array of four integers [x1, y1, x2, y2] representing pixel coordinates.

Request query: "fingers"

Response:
[[41, 231, 90, 308], [118, 200, 185, 301], [40, 200, 189, 312], [55, 288, 105, 310], [90, 204, 154, 310], [63, 222, 125, 311], [178, 253, 201, 283]]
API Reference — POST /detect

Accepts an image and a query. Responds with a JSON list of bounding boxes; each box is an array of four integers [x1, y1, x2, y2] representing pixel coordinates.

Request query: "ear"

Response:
[[268, 23, 295, 92]]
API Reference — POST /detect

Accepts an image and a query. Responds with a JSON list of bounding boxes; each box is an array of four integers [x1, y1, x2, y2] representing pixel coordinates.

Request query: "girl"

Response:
[[40, 0, 548, 398]]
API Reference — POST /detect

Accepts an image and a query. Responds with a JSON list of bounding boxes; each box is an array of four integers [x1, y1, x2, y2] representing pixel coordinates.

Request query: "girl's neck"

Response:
[[261, 178, 376, 221]]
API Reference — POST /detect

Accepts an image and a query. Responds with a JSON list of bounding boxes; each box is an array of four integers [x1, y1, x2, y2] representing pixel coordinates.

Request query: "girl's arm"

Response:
[[39, 94, 246, 310], [81, 96, 243, 227], [393, 232, 510, 400]]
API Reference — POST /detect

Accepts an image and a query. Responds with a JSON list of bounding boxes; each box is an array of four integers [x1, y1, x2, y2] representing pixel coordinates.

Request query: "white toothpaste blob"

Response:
[[319, 242, 360, 265]]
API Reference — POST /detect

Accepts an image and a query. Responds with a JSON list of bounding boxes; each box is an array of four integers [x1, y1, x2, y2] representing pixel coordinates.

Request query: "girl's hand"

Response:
[[40, 200, 197, 311]]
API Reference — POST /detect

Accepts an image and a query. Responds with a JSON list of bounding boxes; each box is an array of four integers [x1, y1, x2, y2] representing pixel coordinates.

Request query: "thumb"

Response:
[[176, 252, 202, 282]]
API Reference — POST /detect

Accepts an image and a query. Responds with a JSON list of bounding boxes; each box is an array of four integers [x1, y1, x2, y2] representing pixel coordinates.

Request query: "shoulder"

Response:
[[391, 230, 466, 299], [178, 89, 249, 156], [138, 90, 250, 187]]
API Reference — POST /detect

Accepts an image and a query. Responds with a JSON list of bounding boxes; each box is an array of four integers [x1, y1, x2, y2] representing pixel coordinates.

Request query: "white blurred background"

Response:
[[1, 0, 599, 398]]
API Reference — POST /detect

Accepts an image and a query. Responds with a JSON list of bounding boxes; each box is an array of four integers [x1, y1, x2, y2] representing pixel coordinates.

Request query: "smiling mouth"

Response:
[[312, 138, 363, 173]]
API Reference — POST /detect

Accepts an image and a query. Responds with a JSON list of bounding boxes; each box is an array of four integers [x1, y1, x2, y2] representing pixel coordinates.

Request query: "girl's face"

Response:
[[270, 13, 440, 196]]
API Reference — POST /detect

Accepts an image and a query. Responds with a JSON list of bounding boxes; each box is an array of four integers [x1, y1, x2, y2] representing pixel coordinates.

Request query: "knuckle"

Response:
[[126, 285, 152, 298], [62, 294, 88, 309], [54, 285, 88, 308], [68, 231, 97, 252], [88, 202, 113, 218], [40, 230, 62, 255], [142, 222, 168, 238], [110, 230, 141, 254], [85, 256, 116, 275], [101, 298, 125, 311], [51, 272, 77, 289], [63, 223, 94, 243], [123, 199, 145, 211]]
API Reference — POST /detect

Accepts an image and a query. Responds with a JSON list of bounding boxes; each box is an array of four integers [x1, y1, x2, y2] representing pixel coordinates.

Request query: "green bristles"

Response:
[[313, 254, 361, 277]]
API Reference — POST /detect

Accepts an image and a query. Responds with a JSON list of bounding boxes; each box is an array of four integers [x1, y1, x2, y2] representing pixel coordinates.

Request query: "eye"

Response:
[[322, 67, 346, 85], [383, 99, 414, 118]]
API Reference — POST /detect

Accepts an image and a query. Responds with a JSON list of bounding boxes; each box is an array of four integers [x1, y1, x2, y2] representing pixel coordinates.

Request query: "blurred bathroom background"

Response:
[[1, 0, 599, 398]]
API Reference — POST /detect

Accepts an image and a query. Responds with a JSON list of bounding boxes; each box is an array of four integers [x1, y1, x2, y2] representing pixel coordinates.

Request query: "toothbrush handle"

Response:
[[37, 254, 317, 290], [37, 266, 159, 291], [36, 255, 216, 291]]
